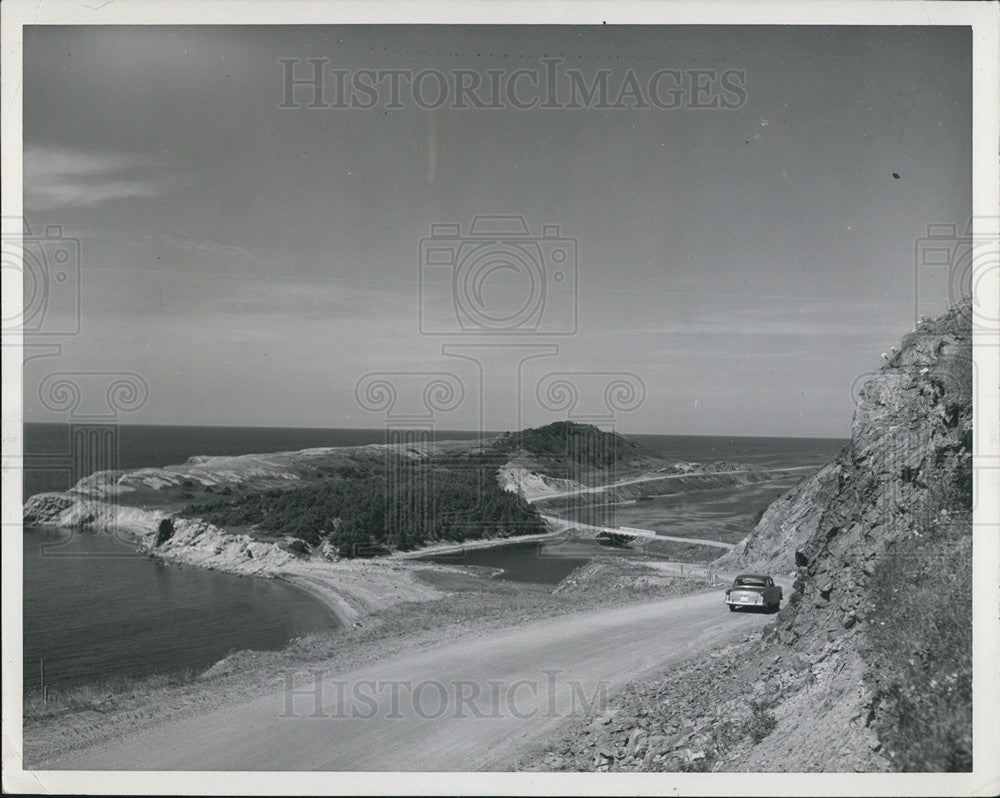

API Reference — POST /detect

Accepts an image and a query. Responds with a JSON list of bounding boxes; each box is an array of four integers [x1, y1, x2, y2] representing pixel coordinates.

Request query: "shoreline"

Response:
[[388, 528, 569, 559], [274, 573, 356, 628], [18, 514, 715, 709], [23, 556, 719, 768]]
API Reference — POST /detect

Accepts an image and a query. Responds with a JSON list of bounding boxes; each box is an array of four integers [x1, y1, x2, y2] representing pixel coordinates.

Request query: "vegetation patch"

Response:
[[864, 523, 972, 771], [155, 518, 174, 547], [490, 421, 650, 479], [182, 454, 545, 557]]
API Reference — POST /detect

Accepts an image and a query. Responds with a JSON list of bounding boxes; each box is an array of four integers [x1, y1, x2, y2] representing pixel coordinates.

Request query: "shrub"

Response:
[[286, 538, 310, 556], [490, 421, 645, 478]]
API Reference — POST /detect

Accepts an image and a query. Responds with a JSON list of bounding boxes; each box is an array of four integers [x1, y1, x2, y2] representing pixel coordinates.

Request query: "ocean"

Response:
[[20, 423, 847, 692], [22, 527, 334, 693], [629, 433, 845, 470]]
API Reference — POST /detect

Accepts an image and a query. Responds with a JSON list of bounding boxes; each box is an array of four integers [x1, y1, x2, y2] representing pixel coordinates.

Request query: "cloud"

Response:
[[24, 145, 164, 210]]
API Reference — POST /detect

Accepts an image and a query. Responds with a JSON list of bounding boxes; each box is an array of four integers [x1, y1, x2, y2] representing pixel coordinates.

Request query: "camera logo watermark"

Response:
[[279, 58, 748, 112], [420, 215, 578, 335], [914, 217, 999, 333], [350, 212, 651, 551], [1, 219, 81, 339]]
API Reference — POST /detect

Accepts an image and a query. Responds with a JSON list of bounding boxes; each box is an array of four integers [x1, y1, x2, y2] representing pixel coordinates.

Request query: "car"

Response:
[[725, 573, 782, 613]]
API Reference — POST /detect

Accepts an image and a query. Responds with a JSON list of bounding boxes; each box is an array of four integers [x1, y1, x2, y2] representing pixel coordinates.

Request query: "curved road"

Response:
[[531, 465, 817, 502], [538, 513, 735, 550], [43, 590, 772, 771]]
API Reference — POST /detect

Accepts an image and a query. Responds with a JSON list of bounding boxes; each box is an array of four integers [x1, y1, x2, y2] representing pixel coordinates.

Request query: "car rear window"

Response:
[[735, 577, 767, 587]]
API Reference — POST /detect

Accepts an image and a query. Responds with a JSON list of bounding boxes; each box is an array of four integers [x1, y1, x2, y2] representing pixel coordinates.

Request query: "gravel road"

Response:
[[42, 589, 771, 771]]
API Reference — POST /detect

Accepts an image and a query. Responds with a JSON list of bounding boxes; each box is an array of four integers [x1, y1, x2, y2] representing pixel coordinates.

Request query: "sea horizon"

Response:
[[22, 420, 851, 443]]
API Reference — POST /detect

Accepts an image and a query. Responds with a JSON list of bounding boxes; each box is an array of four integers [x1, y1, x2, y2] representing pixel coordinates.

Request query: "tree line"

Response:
[[182, 454, 545, 557]]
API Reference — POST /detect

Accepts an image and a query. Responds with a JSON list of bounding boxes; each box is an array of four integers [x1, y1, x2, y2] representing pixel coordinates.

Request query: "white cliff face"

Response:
[[155, 517, 294, 575], [497, 462, 587, 502], [23, 492, 293, 577], [24, 492, 164, 533]]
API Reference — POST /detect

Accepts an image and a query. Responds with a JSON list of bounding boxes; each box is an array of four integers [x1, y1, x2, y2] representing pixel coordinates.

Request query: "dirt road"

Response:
[[529, 466, 816, 503], [538, 513, 735, 550], [41, 590, 772, 771]]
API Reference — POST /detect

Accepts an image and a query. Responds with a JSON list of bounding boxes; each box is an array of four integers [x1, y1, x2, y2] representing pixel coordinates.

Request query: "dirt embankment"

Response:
[[525, 634, 882, 773], [530, 298, 973, 773]]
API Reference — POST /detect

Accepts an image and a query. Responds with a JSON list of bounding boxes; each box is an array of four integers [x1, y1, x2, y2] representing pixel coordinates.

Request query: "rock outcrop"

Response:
[[736, 298, 972, 642], [531, 298, 974, 773], [711, 461, 842, 575], [760, 298, 973, 771], [497, 462, 587, 502], [715, 302, 971, 584]]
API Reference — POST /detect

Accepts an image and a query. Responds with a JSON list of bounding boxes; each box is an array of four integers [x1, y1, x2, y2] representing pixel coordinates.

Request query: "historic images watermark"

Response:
[[279, 59, 747, 111], [280, 669, 611, 721]]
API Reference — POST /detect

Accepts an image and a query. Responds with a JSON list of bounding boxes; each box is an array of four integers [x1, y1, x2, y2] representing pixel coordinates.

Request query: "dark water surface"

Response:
[[419, 541, 590, 585], [22, 527, 336, 692], [629, 433, 845, 469]]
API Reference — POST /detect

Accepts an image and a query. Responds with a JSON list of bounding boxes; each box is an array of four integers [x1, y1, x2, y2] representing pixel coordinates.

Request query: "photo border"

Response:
[[2, 2, 997, 795]]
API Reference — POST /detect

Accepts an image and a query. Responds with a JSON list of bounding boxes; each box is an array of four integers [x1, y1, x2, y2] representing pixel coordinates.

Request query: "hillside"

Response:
[[760, 297, 974, 770], [490, 421, 662, 479], [532, 298, 973, 772]]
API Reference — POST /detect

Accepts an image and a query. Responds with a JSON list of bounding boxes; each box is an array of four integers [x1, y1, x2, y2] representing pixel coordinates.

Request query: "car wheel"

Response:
[[729, 605, 737, 612]]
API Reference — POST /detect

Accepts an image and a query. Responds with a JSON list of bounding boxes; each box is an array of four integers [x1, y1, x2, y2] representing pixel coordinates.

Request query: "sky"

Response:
[[21, 25, 971, 437]]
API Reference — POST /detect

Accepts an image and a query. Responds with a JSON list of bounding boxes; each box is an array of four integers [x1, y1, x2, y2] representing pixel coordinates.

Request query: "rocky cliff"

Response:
[[532, 298, 974, 773], [716, 298, 971, 584], [760, 297, 974, 771], [711, 461, 843, 575]]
